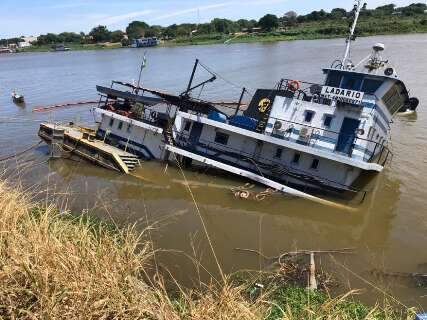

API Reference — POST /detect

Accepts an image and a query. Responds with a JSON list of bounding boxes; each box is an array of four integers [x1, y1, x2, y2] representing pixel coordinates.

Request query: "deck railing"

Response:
[[173, 130, 368, 202], [266, 116, 392, 166]]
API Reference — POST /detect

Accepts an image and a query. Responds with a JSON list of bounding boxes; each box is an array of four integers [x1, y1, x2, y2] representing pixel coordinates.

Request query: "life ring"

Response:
[[288, 80, 301, 92]]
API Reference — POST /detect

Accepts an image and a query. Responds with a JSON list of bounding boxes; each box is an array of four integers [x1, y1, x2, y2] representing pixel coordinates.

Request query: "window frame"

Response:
[[292, 153, 301, 165], [214, 132, 230, 145], [274, 148, 283, 159], [323, 114, 333, 128], [184, 121, 192, 132], [310, 159, 320, 170], [303, 110, 315, 124]]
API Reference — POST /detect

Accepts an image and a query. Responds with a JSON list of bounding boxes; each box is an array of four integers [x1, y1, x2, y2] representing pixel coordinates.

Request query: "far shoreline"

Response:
[[14, 30, 427, 54]]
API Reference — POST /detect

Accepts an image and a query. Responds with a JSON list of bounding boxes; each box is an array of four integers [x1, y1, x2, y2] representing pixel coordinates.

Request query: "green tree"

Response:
[[126, 21, 149, 39], [211, 18, 237, 34], [330, 8, 347, 19], [374, 4, 396, 15], [111, 30, 125, 43], [89, 25, 111, 43], [258, 14, 279, 31]]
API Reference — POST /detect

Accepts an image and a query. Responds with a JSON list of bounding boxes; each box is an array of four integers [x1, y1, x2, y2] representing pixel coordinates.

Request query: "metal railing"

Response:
[[173, 130, 368, 202], [267, 116, 392, 166]]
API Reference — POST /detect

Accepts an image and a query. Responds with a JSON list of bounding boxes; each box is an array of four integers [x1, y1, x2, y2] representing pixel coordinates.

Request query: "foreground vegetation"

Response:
[[0, 181, 416, 320], [0, 179, 415, 319], [2, 3, 426, 51]]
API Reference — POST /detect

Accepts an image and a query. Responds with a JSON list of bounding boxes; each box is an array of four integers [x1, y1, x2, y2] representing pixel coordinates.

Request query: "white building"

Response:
[[18, 36, 38, 48]]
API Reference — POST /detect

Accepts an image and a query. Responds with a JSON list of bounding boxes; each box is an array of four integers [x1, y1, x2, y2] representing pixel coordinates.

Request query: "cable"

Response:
[[0, 141, 43, 162]]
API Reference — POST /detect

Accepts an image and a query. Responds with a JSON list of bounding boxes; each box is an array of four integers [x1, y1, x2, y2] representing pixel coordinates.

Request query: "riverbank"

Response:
[[17, 15, 427, 52], [0, 179, 415, 319]]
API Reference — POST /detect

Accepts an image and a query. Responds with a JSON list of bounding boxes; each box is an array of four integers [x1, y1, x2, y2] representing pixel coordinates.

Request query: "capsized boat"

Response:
[[39, 0, 419, 205]]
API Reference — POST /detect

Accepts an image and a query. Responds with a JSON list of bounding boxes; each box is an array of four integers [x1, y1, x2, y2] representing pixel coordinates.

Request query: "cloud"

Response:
[[97, 10, 155, 26], [148, 3, 233, 23]]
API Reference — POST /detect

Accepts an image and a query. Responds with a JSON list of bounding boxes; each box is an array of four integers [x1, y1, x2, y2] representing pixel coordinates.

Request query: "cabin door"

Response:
[[336, 117, 360, 155], [189, 122, 203, 146]]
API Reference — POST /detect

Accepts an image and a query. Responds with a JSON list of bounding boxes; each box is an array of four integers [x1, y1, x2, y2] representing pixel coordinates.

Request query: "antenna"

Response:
[[342, 0, 364, 68]]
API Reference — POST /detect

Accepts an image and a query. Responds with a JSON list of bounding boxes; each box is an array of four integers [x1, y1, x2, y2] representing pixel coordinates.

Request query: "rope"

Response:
[[198, 60, 254, 96], [0, 141, 43, 162]]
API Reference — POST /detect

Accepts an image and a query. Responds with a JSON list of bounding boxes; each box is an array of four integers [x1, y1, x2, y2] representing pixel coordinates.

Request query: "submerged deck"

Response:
[[39, 123, 140, 174]]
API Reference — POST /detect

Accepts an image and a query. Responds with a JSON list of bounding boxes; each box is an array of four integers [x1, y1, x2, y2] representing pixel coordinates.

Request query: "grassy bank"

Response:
[[0, 179, 415, 319]]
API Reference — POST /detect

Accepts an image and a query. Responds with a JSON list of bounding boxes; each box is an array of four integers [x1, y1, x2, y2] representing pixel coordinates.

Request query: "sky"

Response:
[[0, 0, 420, 38]]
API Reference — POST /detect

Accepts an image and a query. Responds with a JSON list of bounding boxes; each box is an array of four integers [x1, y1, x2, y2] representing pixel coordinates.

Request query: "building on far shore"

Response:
[[18, 36, 38, 48]]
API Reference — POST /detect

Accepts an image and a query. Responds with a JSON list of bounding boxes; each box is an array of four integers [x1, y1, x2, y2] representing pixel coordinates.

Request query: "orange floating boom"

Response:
[[32, 100, 98, 113]]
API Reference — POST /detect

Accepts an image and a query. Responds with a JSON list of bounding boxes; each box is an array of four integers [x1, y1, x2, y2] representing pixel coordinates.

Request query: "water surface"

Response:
[[1, 34, 426, 307]]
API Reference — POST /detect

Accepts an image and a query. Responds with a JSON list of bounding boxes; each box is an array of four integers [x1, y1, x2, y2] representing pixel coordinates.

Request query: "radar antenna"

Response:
[[342, 0, 365, 69]]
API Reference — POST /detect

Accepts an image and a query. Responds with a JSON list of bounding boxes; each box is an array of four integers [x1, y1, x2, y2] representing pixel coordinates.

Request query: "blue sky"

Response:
[[0, 0, 418, 38]]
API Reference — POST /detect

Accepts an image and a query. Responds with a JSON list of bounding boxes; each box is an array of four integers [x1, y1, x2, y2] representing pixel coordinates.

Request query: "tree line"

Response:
[[1, 2, 426, 47]]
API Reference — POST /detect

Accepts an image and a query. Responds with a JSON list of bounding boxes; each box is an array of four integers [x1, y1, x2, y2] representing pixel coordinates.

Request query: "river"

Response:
[[1, 33, 426, 307]]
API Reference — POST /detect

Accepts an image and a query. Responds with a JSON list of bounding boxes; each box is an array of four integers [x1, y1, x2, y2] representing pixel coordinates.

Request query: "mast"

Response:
[[342, 0, 363, 68]]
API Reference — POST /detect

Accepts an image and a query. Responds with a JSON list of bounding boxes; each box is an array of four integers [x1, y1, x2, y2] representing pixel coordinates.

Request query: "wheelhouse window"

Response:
[[341, 74, 364, 91], [274, 148, 283, 159], [383, 83, 407, 115], [304, 110, 315, 123], [325, 72, 342, 87], [310, 159, 320, 170], [292, 153, 301, 165], [361, 78, 383, 94], [109, 118, 114, 127], [214, 132, 229, 145], [117, 121, 123, 130], [323, 115, 333, 128]]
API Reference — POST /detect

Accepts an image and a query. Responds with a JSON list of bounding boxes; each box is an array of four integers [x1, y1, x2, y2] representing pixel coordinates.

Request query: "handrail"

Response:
[[267, 116, 392, 165], [173, 130, 368, 196]]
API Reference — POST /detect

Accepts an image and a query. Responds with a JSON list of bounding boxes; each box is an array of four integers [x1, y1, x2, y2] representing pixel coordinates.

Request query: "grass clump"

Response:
[[0, 179, 417, 319]]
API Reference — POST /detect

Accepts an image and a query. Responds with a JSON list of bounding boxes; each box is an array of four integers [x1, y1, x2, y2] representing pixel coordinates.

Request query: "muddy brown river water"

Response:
[[1, 34, 426, 308]]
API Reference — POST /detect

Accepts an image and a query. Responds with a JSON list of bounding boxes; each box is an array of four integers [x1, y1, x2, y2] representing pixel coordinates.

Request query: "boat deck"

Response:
[[39, 123, 140, 173]]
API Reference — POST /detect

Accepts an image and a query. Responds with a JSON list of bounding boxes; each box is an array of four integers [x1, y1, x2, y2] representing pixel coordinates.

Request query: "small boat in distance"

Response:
[[11, 90, 25, 104], [51, 44, 71, 52]]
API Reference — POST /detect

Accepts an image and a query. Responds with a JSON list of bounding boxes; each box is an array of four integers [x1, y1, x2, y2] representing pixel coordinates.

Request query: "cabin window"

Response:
[[127, 123, 132, 133], [341, 74, 363, 91], [323, 115, 333, 128], [214, 132, 229, 145], [310, 159, 320, 170], [118, 121, 123, 130], [304, 110, 315, 123], [361, 79, 383, 94], [326, 72, 342, 87], [274, 148, 283, 159], [383, 83, 406, 115], [184, 121, 192, 132], [109, 118, 114, 127], [292, 153, 301, 165]]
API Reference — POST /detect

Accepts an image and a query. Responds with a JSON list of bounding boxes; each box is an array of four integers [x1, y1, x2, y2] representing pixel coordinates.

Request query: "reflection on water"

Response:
[[1, 33, 427, 307]]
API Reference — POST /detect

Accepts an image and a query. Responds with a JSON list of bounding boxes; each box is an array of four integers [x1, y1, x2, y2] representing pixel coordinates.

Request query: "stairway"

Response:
[[119, 155, 140, 172]]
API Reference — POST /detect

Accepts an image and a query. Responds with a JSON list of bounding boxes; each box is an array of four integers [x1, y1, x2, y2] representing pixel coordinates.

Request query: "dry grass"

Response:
[[0, 179, 415, 319]]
